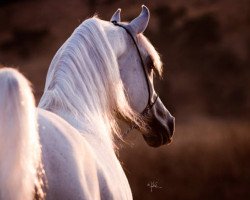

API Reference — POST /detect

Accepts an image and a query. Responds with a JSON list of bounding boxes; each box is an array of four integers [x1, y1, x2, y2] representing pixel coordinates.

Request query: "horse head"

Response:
[[109, 6, 175, 147]]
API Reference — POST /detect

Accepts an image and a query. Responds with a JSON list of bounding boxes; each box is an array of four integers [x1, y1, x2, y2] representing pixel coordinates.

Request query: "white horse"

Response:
[[0, 5, 174, 200]]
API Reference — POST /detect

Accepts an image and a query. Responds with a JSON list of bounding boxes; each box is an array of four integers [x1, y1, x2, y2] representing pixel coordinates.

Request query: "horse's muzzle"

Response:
[[143, 116, 175, 147]]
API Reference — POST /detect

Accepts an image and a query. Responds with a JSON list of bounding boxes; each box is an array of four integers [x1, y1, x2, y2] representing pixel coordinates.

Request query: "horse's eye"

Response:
[[146, 56, 154, 73], [148, 65, 154, 72]]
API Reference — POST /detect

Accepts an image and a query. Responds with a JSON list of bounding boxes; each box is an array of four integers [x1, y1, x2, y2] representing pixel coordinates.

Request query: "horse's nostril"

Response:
[[167, 117, 175, 136]]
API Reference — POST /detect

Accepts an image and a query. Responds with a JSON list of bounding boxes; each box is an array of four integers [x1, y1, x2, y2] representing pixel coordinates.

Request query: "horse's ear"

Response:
[[110, 8, 121, 22], [128, 5, 150, 34]]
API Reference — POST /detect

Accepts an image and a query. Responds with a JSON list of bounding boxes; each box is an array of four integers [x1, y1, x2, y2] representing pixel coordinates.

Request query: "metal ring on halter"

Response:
[[112, 20, 159, 133]]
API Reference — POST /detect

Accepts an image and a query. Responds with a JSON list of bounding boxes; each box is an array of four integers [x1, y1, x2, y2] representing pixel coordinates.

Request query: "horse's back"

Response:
[[38, 108, 101, 200]]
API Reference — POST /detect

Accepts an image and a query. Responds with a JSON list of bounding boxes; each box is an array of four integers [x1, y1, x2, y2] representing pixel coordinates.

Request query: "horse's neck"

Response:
[[39, 73, 115, 149], [50, 107, 114, 148], [54, 108, 122, 178], [39, 22, 118, 150]]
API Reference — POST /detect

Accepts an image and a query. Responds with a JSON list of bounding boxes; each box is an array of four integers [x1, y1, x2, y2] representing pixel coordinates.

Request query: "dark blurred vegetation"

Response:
[[0, 0, 249, 199], [150, 4, 250, 120]]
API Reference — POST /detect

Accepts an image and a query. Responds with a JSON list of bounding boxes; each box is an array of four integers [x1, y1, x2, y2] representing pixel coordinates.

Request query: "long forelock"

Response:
[[137, 34, 163, 76]]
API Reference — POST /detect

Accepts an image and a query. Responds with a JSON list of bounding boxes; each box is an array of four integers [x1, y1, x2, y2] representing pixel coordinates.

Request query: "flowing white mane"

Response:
[[39, 17, 139, 147]]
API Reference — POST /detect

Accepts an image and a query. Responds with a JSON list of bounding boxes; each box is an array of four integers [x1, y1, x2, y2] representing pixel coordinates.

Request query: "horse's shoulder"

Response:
[[37, 108, 102, 199], [37, 108, 95, 158]]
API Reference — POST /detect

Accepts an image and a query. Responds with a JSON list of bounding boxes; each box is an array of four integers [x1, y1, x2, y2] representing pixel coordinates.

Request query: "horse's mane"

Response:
[[39, 17, 140, 147]]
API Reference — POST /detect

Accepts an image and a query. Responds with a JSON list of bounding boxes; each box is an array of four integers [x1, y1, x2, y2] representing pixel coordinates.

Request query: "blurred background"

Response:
[[0, 0, 249, 199]]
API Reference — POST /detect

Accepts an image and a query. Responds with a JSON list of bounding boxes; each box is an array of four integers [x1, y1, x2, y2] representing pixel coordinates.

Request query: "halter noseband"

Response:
[[111, 20, 158, 123]]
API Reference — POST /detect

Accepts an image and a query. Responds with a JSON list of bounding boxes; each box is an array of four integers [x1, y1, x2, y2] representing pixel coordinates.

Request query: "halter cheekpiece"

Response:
[[111, 20, 159, 132]]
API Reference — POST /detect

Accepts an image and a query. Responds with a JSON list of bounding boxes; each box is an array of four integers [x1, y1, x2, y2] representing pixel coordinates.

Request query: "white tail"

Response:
[[0, 68, 44, 200]]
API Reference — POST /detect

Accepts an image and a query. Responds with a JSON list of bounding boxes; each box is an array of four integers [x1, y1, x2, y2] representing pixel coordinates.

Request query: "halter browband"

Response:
[[111, 20, 158, 117]]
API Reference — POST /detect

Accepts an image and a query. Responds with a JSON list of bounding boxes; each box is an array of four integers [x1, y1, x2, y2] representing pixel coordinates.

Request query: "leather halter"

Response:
[[111, 20, 158, 118]]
